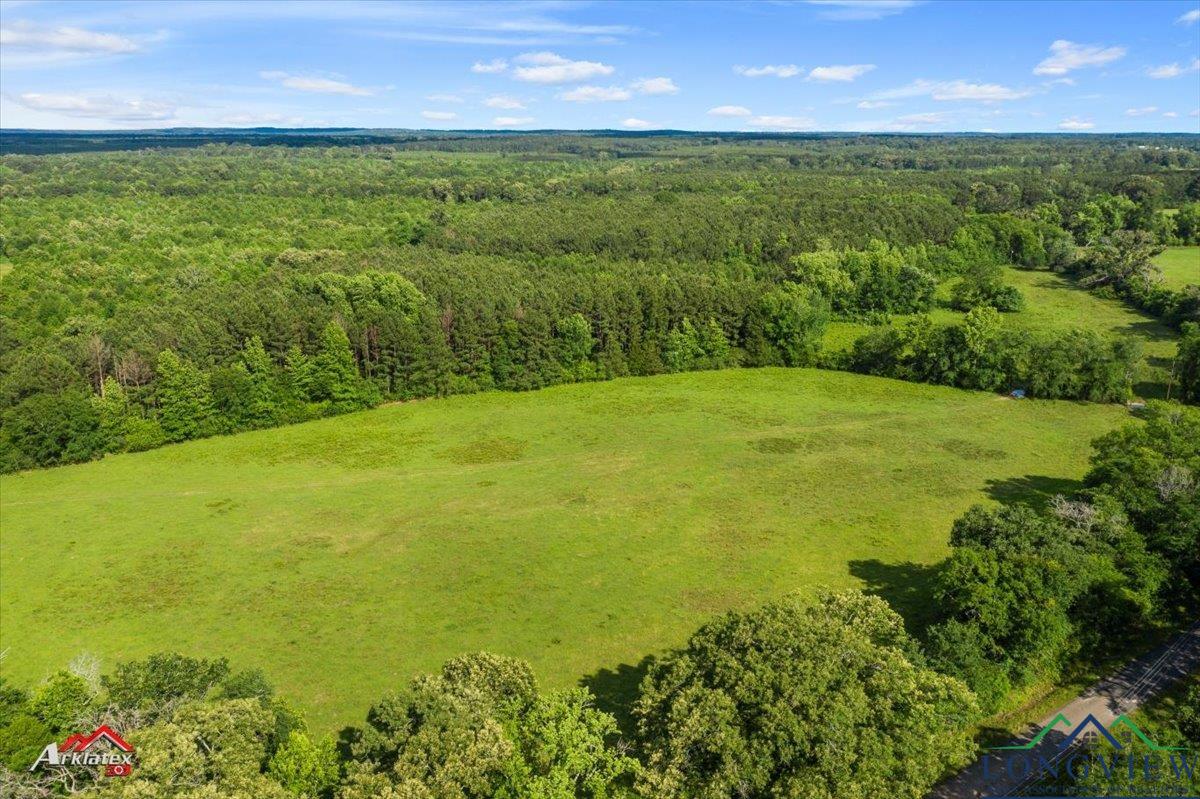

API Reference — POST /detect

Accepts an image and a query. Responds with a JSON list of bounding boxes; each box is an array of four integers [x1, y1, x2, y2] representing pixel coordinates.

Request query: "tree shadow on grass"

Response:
[[983, 474, 1081, 509], [849, 559, 943, 636], [580, 655, 655, 740], [1119, 319, 1176, 342]]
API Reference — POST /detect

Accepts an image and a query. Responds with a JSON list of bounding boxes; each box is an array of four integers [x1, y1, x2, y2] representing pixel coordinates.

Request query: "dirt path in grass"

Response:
[[929, 622, 1200, 798]]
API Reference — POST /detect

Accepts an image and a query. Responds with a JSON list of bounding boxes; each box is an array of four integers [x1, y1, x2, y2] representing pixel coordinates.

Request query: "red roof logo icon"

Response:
[[58, 726, 133, 754]]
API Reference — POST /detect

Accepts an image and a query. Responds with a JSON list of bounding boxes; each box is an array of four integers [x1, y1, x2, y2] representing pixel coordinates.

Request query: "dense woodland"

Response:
[[3, 134, 1199, 471]]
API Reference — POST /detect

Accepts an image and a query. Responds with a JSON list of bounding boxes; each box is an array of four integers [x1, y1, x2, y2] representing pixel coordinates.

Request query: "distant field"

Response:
[[1155, 246, 1199, 291], [0, 368, 1129, 730], [823, 266, 1178, 397]]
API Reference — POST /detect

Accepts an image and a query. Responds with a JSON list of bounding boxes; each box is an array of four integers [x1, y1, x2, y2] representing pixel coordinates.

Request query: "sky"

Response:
[[1, 0, 1198, 133]]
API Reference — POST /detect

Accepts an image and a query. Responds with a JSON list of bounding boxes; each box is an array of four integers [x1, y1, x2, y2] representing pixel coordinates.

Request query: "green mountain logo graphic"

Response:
[[987, 714, 1185, 752]]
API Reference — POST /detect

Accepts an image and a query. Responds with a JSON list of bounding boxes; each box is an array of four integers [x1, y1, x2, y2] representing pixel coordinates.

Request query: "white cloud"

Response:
[[734, 64, 801, 78], [622, 118, 655, 129], [932, 81, 1034, 101], [806, 1, 918, 21], [869, 78, 1033, 102], [471, 58, 508, 74], [0, 21, 149, 66], [493, 115, 535, 126], [708, 105, 753, 117], [895, 111, 950, 125], [512, 52, 613, 83], [631, 76, 679, 95], [1033, 40, 1126, 75], [13, 92, 175, 121], [220, 112, 306, 126], [1058, 116, 1095, 130], [808, 64, 875, 82], [1178, 9, 1200, 25], [484, 94, 526, 109], [748, 115, 816, 130], [558, 85, 631, 102], [260, 71, 373, 96], [426, 93, 464, 103], [1163, 111, 1179, 118], [1125, 106, 1158, 117], [421, 110, 457, 120], [856, 99, 895, 109], [1147, 59, 1200, 79]]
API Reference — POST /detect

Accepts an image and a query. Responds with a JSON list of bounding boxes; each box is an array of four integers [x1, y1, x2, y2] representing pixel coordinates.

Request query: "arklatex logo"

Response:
[[30, 725, 135, 777]]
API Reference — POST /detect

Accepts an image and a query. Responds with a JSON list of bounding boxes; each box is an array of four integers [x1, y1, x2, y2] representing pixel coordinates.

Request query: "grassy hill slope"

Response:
[[0, 368, 1129, 729]]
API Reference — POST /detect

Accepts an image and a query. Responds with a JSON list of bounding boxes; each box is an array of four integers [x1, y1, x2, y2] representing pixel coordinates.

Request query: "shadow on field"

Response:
[[849, 559, 942, 635], [1119, 319, 1175, 341], [984, 474, 1079, 508], [581, 655, 656, 739]]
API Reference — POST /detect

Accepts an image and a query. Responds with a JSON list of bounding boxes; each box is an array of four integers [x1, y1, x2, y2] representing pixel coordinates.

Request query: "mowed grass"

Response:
[[1155, 246, 1199, 291], [0, 369, 1129, 730]]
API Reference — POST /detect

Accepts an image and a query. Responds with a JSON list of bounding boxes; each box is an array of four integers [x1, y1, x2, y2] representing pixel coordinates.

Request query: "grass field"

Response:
[[1155, 246, 1200, 291], [823, 266, 1179, 397], [0, 368, 1130, 730]]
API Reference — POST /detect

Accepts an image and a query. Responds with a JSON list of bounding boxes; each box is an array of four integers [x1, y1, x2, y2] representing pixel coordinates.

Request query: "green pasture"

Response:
[[0, 368, 1129, 730], [1155, 246, 1199, 291]]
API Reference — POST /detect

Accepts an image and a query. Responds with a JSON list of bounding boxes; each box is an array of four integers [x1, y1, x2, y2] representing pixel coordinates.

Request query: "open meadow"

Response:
[[1156, 245, 1200, 290], [0, 367, 1130, 729]]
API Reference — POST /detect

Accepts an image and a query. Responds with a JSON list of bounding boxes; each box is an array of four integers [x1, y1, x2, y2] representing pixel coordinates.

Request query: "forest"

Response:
[[2, 133, 1198, 471]]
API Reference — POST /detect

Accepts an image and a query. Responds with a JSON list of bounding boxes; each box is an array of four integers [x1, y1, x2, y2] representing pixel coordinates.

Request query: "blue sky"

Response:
[[1, 0, 1198, 132]]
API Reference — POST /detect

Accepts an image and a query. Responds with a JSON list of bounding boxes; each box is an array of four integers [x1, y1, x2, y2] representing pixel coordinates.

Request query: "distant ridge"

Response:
[[1, 127, 1196, 156]]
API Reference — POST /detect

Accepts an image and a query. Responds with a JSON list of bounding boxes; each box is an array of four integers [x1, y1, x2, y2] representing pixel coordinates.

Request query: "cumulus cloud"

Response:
[[708, 105, 753, 117], [0, 21, 149, 66], [748, 115, 816, 130], [1147, 58, 1200, 79], [1033, 40, 1125, 75], [734, 64, 801, 78], [806, 1, 918, 21], [484, 94, 526, 109], [856, 99, 895, 109], [1163, 111, 1179, 118], [471, 58, 508, 74], [426, 93, 464, 103], [421, 110, 457, 120], [512, 52, 613, 83], [631, 76, 679, 95], [1125, 106, 1158, 116], [260, 71, 373, 96], [1178, 9, 1200, 24], [558, 85, 631, 102], [622, 118, 655, 129], [13, 92, 175, 121], [808, 64, 875, 82], [493, 115, 535, 126], [1058, 116, 1094, 130], [868, 78, 1033, 102]]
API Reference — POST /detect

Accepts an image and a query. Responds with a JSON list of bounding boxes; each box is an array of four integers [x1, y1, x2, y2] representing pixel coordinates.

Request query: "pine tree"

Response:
[[155, 350, 215, 442], [240, 336, 282, 428], [312, 321, 369, 412]]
